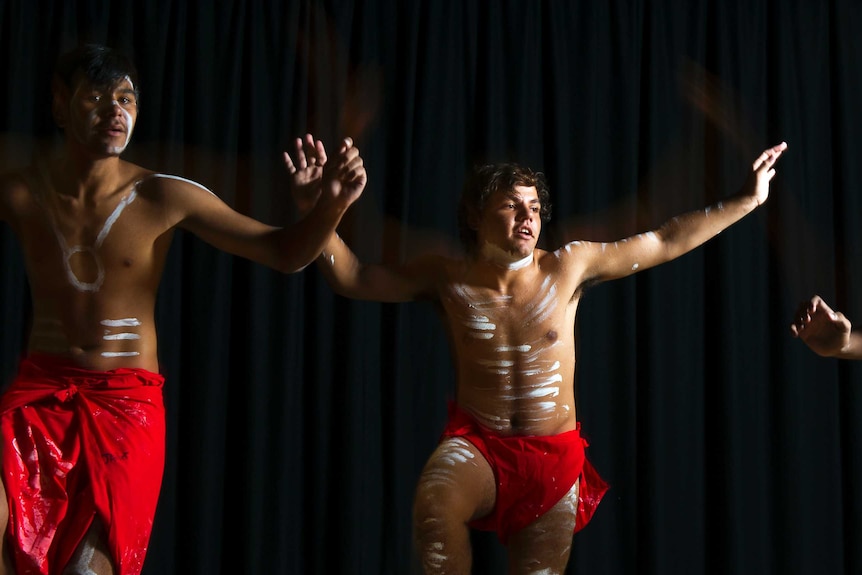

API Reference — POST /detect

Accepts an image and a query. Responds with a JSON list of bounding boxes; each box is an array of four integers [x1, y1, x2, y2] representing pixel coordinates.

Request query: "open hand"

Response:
[[284, 134, 327, 215], [745, 141, 787, 205]]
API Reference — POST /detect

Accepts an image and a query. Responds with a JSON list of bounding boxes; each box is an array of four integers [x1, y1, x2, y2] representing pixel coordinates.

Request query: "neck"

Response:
[[479, 242, 534, 271], [51, 151, 124, 200]]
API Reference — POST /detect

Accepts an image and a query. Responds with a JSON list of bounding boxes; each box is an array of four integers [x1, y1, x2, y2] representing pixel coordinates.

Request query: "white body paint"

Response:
[[52, 189, 138, 292], [45, 174, 212, 294], [417, 436, 482, 572], [480, 241, 534, 270], [448, 269, 567, 429], [149, 173, 216, 197], [100, 318, 142, 358], [101, 318, 141, 327]]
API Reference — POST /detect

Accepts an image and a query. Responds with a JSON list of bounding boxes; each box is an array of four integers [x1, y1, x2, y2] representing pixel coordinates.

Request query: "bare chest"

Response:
[[17, 189, 167, 296], [442, 275, 570, 343]]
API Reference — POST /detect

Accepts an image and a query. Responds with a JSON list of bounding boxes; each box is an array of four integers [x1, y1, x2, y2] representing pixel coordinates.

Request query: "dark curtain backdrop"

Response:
[[1, 1, 861, 574]]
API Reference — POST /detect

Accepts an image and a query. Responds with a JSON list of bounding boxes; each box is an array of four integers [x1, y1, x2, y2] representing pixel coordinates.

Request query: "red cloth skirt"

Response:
[[0, 354, 165, 575], [441, 402, 608, 544]]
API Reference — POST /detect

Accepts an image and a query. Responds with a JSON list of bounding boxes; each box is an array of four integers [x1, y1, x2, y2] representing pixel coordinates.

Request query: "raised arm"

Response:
[[790, 295, 862, 359], [574, 142, 787, 285], [286, 134, 440, 302]]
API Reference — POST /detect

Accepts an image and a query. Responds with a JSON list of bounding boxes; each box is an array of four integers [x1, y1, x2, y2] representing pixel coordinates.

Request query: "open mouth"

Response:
[[99, 123, 126, 136]]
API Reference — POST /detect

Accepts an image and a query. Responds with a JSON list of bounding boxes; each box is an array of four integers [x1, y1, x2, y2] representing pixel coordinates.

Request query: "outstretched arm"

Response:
[[286, 134, 439, 302], [173, 137, 364, 274], [575, 142, 787, 284], [790, 295, 862, 359]]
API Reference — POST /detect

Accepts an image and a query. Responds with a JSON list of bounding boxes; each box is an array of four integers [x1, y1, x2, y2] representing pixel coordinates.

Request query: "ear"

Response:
[[51, 77, 69, 128]]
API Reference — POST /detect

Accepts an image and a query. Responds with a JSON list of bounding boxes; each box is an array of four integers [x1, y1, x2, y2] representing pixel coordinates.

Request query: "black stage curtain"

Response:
[[1, 1, 861, 574]]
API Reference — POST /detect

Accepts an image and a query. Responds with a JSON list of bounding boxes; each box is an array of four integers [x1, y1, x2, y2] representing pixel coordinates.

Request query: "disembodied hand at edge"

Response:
[[790, 295, 854, 358]]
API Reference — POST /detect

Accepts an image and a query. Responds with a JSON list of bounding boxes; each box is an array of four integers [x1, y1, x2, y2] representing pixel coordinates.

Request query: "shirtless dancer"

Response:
[[288, 135, 786, 574], [0, 44, 364, 574], [791, 295, 862, 359]]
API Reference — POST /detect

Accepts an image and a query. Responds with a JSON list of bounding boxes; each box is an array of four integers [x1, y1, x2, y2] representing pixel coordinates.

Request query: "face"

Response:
[[57, 75, 138, 157], [475, 184, 542, 261]]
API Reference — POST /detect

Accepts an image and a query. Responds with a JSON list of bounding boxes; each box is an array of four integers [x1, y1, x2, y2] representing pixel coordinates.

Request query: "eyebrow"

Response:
[[504, 192, 540, 204]]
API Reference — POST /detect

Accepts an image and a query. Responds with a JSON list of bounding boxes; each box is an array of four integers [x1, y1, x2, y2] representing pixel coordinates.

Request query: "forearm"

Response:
[[315, 231, 367, 296], [275, 200, 349, 273], [656, 191, 759, 258]]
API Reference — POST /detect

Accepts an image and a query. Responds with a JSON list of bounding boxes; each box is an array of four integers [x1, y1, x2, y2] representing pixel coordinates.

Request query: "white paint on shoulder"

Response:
[[142, 174, 217, 197]]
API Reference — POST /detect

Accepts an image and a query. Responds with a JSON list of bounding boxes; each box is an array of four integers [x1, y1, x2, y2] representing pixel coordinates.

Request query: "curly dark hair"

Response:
[[54, 43, 140, 100], [457, 162, 552, 254]]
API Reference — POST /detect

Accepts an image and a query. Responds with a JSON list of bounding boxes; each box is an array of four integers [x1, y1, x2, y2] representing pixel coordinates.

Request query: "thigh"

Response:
[[62, 517, 115, 575], [507, 479, 579, 575], [414, 436, 497, 524]]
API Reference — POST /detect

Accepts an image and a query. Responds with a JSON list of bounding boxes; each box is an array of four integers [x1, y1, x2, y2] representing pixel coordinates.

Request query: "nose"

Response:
[[97, 99, 123, 118]]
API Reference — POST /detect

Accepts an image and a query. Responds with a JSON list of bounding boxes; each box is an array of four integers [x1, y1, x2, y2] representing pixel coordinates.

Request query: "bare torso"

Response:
[[3, 161, 177, 373], [437, 248, 582, 437]]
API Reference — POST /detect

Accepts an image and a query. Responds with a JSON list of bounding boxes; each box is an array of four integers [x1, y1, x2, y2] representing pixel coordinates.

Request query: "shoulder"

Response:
[[0, 167, 33, 194], [130, 169, 218, 204], [536, 242, 603, 294], [131, 170, 212, 194], [0, 166, 40, 216], [538, 241, 596, 266]]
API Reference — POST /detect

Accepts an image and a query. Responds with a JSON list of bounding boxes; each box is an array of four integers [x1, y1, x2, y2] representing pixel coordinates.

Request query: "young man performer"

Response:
[[0, 44, 364, 574], [791, 295, 862, 359], [288, 135, 785, 574]]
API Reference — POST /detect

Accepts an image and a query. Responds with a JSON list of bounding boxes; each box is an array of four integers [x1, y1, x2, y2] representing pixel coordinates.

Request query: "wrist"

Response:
[[733, 190, 761, 211], [310, 194, 350, 222]]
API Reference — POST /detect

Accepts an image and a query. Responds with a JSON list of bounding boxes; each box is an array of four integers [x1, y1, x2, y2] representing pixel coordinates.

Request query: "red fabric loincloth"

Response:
[[0, 354, 166, 575], [441, 402, 608, 545]]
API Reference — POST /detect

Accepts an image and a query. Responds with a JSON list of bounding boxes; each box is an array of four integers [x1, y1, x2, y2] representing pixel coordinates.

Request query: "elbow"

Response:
[[276, 250, 327, 275], [280, 260, 310, 274], [277, 261, 308, 275]]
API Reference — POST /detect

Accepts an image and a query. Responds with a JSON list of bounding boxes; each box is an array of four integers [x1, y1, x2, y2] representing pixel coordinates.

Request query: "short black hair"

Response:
[[457, 163, 552, 253], [54, 43, 139, 99]]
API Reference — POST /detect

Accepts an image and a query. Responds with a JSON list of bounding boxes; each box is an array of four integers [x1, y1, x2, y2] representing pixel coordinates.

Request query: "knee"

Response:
[[412, 482, 449, 535]]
